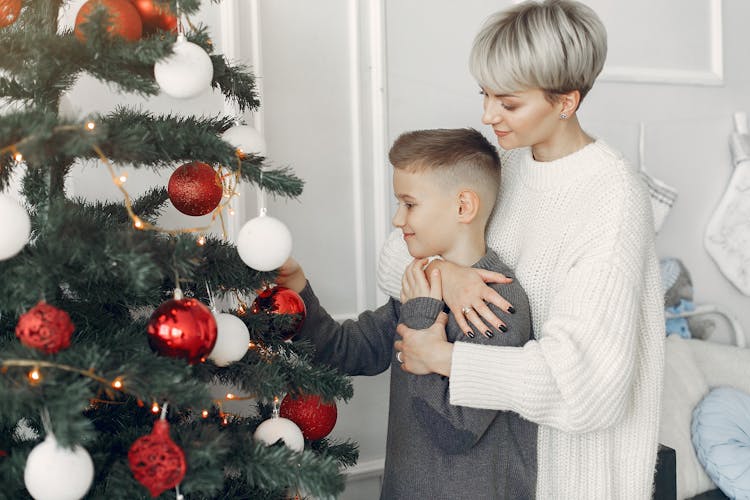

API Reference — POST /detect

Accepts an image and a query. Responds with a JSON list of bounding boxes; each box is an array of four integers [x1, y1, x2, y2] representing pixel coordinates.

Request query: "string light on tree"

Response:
[[24, 433, 94, 500], [0, 193, 31, 261]]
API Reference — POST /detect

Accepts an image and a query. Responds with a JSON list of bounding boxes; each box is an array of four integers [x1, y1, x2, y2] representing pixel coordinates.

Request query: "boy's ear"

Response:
[[457, 190, 480, 223]]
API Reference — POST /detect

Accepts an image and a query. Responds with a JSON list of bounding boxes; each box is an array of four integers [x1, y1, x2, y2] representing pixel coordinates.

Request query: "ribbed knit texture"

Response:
[[377, 141, 666, 499], [302, 251, 537, 499]]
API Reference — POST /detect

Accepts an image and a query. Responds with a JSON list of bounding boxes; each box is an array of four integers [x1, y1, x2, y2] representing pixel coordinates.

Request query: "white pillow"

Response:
[[660, 336, 716, 499]]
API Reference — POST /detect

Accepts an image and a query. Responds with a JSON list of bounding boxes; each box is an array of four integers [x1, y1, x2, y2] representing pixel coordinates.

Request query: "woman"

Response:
[[382, 1, 665, 498]]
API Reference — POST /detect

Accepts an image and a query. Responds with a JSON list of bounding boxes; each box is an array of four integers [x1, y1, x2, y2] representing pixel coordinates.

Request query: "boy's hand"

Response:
[[276, 257, 307, 293], [400, 258, 442, 303]]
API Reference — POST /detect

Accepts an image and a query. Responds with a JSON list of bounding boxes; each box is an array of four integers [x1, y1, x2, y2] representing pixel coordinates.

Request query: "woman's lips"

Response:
[[494, 130, 511, 138]]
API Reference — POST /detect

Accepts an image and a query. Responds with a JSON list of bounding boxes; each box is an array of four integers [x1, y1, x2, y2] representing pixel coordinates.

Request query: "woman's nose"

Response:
[[482, 99, 502, 125]]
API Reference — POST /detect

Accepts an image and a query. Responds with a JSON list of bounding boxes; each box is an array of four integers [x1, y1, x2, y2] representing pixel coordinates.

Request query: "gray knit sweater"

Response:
[[296, 250, 537, 500]]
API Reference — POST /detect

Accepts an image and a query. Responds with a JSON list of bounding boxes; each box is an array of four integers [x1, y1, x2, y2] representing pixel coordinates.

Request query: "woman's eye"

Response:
[[478, 89, 488, 97], [501, 103, 516, 111]]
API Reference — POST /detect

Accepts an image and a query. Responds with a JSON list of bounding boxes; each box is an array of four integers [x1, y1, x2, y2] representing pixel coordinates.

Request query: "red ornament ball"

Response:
[[75, 0, 143, 42], [0, 0, 21, 28], [167, 161, 223, 216], [251, 286, 306, 341], [280, 393, 337, 441], [147, 297, 217, 364], [130, 0, 177, 33], [15, 302, 75, 354], [128, 419, 186, 498]]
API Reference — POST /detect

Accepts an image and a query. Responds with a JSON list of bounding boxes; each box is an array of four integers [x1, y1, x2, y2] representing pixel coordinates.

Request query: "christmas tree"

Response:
[[0, 1, 357, 498]]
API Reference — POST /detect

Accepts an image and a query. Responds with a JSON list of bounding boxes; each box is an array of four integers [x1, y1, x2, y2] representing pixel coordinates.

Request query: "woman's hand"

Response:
[[428, 260, 514, 336], [275, 257, 307, 293], [395, 312, 452, 376], [400, 258, 442, 303]]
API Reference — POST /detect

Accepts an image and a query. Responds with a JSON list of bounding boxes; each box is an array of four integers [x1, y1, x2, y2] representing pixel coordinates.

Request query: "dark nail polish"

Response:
[[485, 330, 494, 338], [499, 324, 508, 333], [508, 306, 516, 314], [467, 331, 475, 338]]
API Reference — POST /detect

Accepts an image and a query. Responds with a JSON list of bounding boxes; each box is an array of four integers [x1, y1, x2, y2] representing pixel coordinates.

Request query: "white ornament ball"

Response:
[[236, 214, 292, 272], [208, 312, 250, 367], [154, 35, 214, 99], [24, 434, 94, 500], [222, 125, 267, 157], [253, 417, 304, 452], [0, 194, 31, 260]]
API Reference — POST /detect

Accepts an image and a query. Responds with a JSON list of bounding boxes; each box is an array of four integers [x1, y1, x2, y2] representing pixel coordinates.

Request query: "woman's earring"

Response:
[[559, 112, 569, 120]]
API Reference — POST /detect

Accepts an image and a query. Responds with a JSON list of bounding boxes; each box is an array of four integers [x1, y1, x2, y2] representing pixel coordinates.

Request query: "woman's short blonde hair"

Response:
[[469, 0, 607, 104]]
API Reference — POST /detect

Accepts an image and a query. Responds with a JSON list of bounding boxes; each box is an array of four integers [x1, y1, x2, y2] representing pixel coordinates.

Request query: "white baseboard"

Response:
[[345, 457, 385, 480]]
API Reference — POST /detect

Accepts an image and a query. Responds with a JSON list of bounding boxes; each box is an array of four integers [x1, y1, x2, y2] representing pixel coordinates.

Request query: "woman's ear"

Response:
[[457, 190, 480, 223], [559, 90, 581, 116]]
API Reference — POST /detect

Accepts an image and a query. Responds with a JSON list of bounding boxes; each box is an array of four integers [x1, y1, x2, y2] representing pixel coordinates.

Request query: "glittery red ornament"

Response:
[[280, 393, 337, 441], [147, 296, 217, 364], [167, 161, 223, 216], [251, 286, 306, 341], [130, 0, 177, 33], [75, 0, 143, 42], [128, 419, 186, 497], [0, 0, 21, 28], [15, 302, 75, 354]]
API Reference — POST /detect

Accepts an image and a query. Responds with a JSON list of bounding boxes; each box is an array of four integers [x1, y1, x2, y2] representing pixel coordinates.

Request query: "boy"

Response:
[[277, 128, 536, 499]]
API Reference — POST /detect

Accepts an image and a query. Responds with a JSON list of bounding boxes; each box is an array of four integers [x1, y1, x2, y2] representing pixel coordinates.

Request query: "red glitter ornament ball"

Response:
[[128, 419, 186, 497], [167, 161, 223, 216], [280, 393, 337, 441], [15, 302, 75, 354], [0, 0, 21, 28], [147, 297, 217, 364], [75, 0, 143, 42], [130, 0, 177, 33], [251, 286, 306, 341]]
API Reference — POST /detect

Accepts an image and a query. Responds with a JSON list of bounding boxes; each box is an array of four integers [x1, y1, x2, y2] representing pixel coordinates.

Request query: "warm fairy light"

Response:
[[248, 341, 256, 349], [28, 369, 41, 382], [116, 172, 128, 185], [226, 393, 235, 400], [201, 410, 209, 418], [222, 416, 228, 425], [197, 235, 206, 246], [151, 402, 160, 414], [133, 217, 144, 229], [86, 121, 96, 131], [273, 396, 279, 405], [14, 152, 23, 162], [237, 304, 247, 316], [228, 208, 235, 216], [112, 377, 123, 389]]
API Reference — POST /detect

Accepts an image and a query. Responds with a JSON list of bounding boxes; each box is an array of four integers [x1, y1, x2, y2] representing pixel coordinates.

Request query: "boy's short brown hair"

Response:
[[389, 128, 501, 219]]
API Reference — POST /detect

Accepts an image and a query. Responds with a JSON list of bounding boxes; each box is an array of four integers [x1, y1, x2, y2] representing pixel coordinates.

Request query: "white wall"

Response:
[[59, 0, 750, 496]]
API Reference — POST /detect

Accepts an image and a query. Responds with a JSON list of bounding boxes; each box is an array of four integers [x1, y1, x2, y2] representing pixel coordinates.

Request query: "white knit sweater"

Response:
[[377, 141, 665, 499]]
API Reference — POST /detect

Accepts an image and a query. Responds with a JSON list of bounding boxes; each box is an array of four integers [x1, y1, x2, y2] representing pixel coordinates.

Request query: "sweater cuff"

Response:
[[400, 297, 443, 329], [449, 341, 526, 411]]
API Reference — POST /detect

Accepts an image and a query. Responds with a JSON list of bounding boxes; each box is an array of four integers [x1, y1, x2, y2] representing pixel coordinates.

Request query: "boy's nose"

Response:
[[392, 206, 405, 228]]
